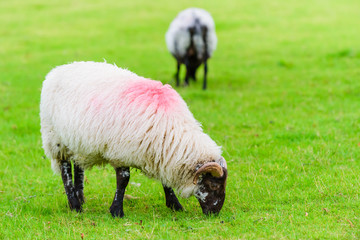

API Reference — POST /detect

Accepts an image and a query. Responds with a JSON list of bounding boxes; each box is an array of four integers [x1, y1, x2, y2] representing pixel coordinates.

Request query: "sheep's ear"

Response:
[[219, 157, 227, 169], [193, 162, 223, 184]]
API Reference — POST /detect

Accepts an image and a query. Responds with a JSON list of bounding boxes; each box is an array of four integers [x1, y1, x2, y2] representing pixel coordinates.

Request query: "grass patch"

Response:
[[1, 0, 360, 239]]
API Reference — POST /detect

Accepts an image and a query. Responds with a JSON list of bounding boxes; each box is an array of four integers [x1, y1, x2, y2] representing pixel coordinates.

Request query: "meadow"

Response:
[[1, 0, 360, 239]]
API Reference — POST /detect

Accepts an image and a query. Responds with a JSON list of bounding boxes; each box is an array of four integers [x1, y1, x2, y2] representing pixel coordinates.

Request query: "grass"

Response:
[[1, 0, 360, 239]]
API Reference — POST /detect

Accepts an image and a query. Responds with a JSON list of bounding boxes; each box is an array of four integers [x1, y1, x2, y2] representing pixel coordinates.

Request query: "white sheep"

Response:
[[40, 61, 227, 217], [165, 8, 218, 90]]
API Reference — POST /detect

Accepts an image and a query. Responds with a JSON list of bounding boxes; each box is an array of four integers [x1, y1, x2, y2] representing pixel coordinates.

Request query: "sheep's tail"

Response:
[[194, 18, 202, 36], [192, 18, 207, 59]]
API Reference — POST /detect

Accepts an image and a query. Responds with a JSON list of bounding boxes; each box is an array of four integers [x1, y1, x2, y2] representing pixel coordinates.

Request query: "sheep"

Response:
[[40, 61, 227, 217], [165, 8, 217, 90]]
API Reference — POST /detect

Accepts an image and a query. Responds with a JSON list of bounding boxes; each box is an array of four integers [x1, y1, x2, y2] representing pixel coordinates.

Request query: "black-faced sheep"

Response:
[[40, 61, 227, 217], [165, 8, 217, 90]]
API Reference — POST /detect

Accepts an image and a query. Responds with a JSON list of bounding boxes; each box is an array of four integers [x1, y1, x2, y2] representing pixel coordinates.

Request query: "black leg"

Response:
[[203, 28, 208, 90], [192, 69, 197, 81], [185, 69, 190, 86], [60, 161, 82, 212], [175, 61, 180, 87], [109, 167, 130, 218], [74, 164, 85, 204], [184, 59, 190, 86], [203, 59, 208, 90], [163, 184, 183, 211]]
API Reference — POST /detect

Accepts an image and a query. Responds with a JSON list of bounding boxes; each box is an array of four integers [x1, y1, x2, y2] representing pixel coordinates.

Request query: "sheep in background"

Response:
[[165, 8, 218, 90], [40, 61, 227, 217]]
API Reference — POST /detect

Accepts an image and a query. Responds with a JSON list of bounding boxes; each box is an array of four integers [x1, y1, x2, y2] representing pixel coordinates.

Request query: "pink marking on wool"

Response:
[[123, 79, 181, 112], [89, 97, 103, 112]]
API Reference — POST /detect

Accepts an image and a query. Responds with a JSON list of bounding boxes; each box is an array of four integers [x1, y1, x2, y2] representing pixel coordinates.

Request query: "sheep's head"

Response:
[[193, 157, 227, 215]]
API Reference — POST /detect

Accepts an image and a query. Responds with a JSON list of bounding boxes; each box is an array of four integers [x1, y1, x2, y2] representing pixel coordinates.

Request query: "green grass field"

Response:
[[1, 0, 360, 239]]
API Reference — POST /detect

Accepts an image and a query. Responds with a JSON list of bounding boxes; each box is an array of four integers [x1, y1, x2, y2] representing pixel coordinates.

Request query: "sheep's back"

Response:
[[40, 61, 195, 168], [165, 8, 217, 58]]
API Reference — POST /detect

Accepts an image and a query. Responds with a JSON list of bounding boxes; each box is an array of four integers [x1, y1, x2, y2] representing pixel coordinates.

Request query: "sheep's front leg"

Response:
[[162, 184, 183, 211], [109, 167, 130, 218], [60, 161, 82, 212], [74, 164, 85, 204]]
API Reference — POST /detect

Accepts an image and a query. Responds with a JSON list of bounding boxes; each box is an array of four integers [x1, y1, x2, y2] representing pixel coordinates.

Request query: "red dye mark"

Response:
[[89, 97, 103, 112], [123, 79, 180, 112]]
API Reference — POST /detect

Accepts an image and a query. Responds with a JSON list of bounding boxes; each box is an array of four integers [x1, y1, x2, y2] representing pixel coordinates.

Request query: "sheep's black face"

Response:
[[195, 168, 227, 215]]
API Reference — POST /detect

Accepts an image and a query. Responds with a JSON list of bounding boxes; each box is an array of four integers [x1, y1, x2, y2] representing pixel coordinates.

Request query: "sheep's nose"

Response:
[[203, 208, 220, 216]]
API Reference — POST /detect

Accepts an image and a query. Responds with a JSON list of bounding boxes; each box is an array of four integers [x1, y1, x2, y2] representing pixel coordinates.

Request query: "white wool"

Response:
[[40, 61, 222, 198], [165, 8, 217, 59], [195, 189, 208, 203]]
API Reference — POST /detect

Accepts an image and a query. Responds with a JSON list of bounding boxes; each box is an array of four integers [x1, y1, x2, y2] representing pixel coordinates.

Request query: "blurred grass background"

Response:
[[1, 0, 360, 239]]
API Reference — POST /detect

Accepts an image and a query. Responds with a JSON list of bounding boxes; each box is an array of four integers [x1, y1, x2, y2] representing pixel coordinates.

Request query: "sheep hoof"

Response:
[[109, 205, 124, 218], [68, 197, 82, 212], [166, 202, 183, 211], [76, 191, 85, 204]]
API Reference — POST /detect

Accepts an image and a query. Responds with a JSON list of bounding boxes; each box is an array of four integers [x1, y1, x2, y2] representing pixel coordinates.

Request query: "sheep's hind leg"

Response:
[[175, 61, 181, 87], [74, 163, 85, 204], [162, 184, 183, 211], [110, 167, 130, 218], [184, 58, 190, 86], [60, 161, 82, 212], [203, 59, 208, 90], [202, 29, 208, 90]]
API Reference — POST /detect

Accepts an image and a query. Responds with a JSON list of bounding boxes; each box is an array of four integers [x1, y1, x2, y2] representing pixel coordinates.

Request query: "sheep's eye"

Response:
[[206, 181, 220, 190], [212, 183, 220, 190]]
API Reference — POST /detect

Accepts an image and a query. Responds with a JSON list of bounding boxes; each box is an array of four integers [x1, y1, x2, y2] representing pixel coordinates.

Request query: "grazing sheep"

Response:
[[165, 8, 217, 90], [40, 61, 227, 217]]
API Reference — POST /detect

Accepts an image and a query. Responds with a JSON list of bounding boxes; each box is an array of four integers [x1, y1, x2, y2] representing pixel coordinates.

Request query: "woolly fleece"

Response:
[[40, 61, 222, 197], [165, 8, 217, 59]]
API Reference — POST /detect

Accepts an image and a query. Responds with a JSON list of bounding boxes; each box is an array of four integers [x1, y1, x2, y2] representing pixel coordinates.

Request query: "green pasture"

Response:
[[1, 0, 360, 239]]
